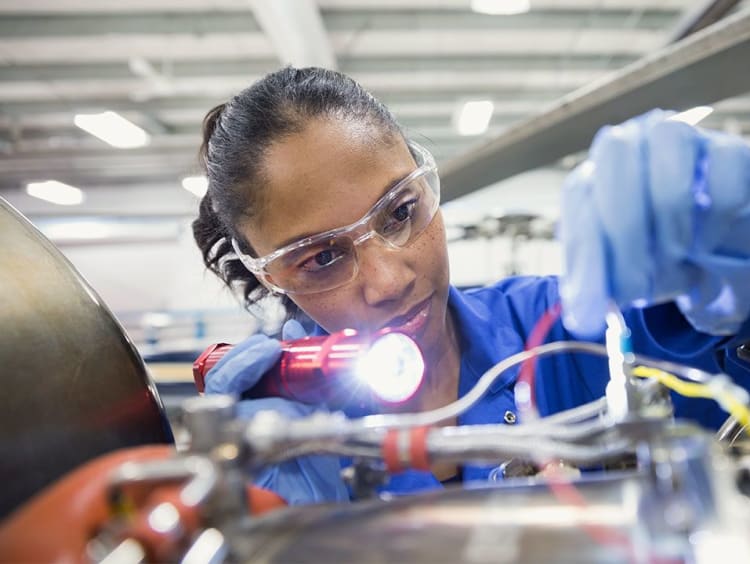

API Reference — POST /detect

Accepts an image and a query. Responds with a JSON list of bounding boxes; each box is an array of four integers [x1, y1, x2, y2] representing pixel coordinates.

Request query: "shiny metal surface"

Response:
[[716, 416, 747, 445], [231, 476, 679, 563], [0, 198, 173, 519]]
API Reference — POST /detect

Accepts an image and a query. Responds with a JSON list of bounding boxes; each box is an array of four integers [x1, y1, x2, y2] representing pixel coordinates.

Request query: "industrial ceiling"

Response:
[[1, 0, 749, 224]]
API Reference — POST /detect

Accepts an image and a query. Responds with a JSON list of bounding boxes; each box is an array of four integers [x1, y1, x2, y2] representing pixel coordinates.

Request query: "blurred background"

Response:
[[1, 0, 749, 363]]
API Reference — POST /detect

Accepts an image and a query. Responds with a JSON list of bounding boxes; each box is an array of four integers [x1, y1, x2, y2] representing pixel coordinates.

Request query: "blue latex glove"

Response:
[[560, 109, 750, 337], [204, 319, 350, 505]]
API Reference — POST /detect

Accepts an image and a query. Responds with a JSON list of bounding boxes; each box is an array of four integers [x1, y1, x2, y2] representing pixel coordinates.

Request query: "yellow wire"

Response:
[[631, 365, 750, 428]]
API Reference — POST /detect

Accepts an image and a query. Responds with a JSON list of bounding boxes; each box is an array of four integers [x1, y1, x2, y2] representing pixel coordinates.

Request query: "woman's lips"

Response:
[[383, 297, 431, 338]]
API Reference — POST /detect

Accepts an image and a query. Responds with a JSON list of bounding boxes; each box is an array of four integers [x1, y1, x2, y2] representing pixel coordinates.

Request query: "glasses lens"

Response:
[[374, 168, 439, 247], [265, 235, 356, 294]]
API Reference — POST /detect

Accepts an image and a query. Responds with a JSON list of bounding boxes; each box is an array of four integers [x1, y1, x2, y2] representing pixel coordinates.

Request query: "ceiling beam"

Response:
[[439, 8, 750, 202], [0, 12, 261, 37], [0, 0, 698, 12], [0, 70, 603, 103], [316, 0, 693, 8], [0, 54, 640, 83], [0, 8, 680, 38], [249, 0, 336, 69], [670, 0, 743, 42], [321, 8, 680, 31], [0, 89, 571, 117]]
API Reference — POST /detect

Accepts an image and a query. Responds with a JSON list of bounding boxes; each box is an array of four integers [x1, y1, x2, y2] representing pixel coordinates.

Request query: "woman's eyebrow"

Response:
[[378, 164, 418, 198]]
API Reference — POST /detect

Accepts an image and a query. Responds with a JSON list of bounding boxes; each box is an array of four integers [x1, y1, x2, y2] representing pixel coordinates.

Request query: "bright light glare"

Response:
[[356, 333, 424, 403], [74, 111, 150, 149], [26, 180, 84, 206], [182, 175, 209, 197], [669, 106, 714, 126], [455, 100, 494, 136], [471, 0, 531, 15]]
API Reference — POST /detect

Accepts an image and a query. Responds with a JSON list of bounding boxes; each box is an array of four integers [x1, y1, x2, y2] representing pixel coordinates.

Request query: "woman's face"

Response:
[[241, 117, 451, 357]]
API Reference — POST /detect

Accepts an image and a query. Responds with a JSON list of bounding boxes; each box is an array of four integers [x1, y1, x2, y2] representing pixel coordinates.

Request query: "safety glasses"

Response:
[[232, 141, 440, 295]]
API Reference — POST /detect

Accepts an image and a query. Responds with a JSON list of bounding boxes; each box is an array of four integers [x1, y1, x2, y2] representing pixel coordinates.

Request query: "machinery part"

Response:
[[0, 198, 173, 519], [0, 445, 285, 563], [224, 472, 729, 563], [181, 394, 237, 454]]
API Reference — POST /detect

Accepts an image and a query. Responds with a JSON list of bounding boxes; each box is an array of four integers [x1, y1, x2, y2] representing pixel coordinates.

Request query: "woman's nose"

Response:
[[356, 240, 416, 307]]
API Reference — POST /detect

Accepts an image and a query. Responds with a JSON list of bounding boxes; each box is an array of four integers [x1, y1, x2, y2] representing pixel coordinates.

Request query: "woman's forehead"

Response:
[[246, 119, 415, 254], [263, 119, 409, 194]]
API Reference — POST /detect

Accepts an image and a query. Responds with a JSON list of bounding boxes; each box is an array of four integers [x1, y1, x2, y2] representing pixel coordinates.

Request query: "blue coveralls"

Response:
[[373, 276, 750, 494]]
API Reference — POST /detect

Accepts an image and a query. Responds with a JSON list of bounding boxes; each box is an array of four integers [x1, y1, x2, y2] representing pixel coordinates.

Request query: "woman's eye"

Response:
[[393, 202, 412, 222], [383, 199, 417, 232], [299, 247, 345, 272]]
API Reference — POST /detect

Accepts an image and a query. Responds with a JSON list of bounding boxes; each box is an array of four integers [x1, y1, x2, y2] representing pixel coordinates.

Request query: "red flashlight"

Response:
[[192, 329, 425, 408]]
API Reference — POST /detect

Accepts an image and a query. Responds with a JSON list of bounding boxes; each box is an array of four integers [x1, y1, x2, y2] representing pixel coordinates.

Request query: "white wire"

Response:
[[354, 340, 722, 432], [356, 341, 610, 430]]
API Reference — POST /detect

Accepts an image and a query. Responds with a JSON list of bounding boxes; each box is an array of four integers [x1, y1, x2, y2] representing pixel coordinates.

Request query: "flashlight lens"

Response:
[[356, 333, 424, 403]]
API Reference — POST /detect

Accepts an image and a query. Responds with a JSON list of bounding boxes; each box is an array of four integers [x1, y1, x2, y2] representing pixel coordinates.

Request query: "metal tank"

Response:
[[0, 197, 173, 519], [231, 478, 639, 563]]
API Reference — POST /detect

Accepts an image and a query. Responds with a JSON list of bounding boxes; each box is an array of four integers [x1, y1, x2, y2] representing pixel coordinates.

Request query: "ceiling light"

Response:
[[26, 180, 84, 206], [40, 220, 113, 241], [471, 0, 531, 16], [74, 111, 150, 149], [182, 175, 209, 197], [454, 100, 495, 136], [669, 106, 714, 126]]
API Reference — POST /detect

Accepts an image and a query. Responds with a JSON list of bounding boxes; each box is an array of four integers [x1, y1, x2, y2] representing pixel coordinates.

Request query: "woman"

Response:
[[193, 67, 750, 505]]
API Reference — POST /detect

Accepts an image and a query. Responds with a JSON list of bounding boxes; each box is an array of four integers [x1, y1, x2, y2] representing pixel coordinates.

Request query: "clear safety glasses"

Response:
[[232, 141, 440, 295]]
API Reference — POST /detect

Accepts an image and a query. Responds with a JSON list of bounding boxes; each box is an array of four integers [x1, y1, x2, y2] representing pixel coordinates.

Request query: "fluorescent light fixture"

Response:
[[182, 175, 209, 197], [669, 105, 714, 126], [40, 220, 113, 241], [471, 0, 530, 15], [36, 217, 182, 244], [26, 180, 84, 206], [454, 100, 494, 136], [74, 111, 150, 149]]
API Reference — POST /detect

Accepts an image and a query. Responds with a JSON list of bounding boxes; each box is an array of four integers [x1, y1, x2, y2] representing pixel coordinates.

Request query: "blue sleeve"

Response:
[[624, 302, 750, 429], [494, 276, 750, 430]]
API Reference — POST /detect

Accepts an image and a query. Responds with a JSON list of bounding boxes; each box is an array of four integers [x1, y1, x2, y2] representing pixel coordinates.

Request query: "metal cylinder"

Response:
[[0, 198, 173, 519]]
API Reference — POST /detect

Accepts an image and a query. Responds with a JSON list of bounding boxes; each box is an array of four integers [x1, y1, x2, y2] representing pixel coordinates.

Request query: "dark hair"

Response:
[[192, 66, 403, 316]]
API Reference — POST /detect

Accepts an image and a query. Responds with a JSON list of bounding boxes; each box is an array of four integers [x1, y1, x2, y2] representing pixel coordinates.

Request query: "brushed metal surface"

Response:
[[0, 197, 173, 519]]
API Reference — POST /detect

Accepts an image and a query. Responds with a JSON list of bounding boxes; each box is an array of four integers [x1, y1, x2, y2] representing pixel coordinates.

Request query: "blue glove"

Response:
[[560, 109, 750, 337], [204, 319, 350, 505]]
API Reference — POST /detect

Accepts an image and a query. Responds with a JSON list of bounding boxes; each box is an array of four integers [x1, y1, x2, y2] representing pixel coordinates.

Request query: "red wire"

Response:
[[516, 302, 683, 564], [516, 301, 561, 421]]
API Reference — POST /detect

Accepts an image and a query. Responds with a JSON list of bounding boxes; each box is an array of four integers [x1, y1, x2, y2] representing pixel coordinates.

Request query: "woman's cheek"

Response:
[[292, 290, 362, 334]]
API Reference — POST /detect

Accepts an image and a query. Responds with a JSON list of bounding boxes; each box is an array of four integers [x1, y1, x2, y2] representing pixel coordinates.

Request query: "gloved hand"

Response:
[[560, 109, 750, 337], [204, 319, 350, 505]]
